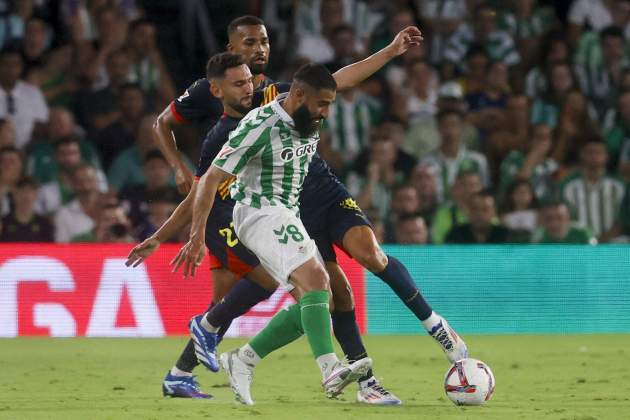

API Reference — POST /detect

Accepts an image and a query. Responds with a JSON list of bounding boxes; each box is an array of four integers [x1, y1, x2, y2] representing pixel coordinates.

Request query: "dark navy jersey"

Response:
[[170, 76, 275, 134]]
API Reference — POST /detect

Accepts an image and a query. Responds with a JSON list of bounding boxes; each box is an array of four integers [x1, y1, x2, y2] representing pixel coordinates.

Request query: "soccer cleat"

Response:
[[162, 371, 213, 399], [429, 316, 468, 363], [357, 378, 402, 405], [220, 350, 255, 406], [322, 357, 372, 398], [189, 314, 220, 372]]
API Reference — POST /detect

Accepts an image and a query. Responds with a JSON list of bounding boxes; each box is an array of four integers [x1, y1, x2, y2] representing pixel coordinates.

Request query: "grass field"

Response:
[[1, 335, 629, 420]]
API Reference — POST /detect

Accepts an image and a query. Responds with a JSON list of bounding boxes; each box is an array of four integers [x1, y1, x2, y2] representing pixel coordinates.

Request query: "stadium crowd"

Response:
[[0, 0, 629, 245]]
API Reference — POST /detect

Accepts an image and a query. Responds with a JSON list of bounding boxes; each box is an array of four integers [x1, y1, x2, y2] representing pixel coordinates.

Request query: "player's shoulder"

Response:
[[176, 78, 210, 102], [255, 82, 292, 107]]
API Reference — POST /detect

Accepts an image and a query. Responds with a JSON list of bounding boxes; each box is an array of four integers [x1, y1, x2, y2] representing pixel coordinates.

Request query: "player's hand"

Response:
[[170, 237, 205, 278], [126, 236, 161, 267], [387, 26, 424, 57], [175, 166, 194, 195]]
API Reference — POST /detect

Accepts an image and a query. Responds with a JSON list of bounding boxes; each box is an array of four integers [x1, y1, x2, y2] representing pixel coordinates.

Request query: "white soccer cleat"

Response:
[[357, 378, 402, 405], [220, 350, 255, 406], [322, 357, 372, 398], [429, 315, 468, 363]]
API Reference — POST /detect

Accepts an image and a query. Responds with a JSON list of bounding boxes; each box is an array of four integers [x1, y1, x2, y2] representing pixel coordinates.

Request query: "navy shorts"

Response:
[[302, 194, 371, 262], [204, 201, 260, 277]]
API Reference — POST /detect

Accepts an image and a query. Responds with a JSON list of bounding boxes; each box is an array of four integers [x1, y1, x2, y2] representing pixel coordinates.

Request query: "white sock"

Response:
[[200, 315, 220, 333], [316, 353, 339, 379], [238, 344, 261, 367], [421, 311, 442, 332], [359, 376, 377, 389], [170, 366, 193, 377]]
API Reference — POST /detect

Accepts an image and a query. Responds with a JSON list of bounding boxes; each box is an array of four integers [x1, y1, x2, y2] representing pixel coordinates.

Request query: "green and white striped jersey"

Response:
[[213, 94, 318, 212], [443, 24, 520, 68], [561, 174, 626, 237]]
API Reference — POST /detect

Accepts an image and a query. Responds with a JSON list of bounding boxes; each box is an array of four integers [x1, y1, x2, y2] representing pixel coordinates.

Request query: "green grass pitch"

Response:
[[1, 335, 629, 419]]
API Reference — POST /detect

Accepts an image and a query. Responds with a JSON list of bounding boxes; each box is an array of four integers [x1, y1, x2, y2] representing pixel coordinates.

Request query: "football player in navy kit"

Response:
[[129, 16, 467, 404]]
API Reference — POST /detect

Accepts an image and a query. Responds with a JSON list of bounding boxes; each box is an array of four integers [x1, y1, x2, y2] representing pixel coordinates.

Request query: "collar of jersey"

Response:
[[270, 93, 295, 126]]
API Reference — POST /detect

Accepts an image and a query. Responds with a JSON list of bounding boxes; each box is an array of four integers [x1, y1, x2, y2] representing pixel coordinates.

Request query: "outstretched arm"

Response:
[[170, 165, 232, 276], [333, 26, 423, 91]]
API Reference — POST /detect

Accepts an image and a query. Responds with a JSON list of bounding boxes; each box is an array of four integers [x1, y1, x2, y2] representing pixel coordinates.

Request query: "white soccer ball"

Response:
[[444, 358, 495, 406]]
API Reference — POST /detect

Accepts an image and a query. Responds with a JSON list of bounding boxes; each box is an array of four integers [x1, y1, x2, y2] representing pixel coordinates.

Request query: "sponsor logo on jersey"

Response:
[[280, 142, 318, 162], [340, 198, 362, 212], [177, 89, 190, 102]]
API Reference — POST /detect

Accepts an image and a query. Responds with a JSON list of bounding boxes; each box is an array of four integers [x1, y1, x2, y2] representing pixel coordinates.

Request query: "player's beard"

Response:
[[292, 103, 321, 138], [248, 60, 267, 75], [227, 97, 252, 116]]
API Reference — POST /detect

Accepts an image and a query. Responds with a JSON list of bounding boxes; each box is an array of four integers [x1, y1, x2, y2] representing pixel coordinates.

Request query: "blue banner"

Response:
[[366, 245, 630, 334]]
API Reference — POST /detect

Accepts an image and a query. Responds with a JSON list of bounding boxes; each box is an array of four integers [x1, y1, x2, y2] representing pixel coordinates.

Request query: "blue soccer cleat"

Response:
[[189, 314, 220, 372], [162, 371, 212, 399]]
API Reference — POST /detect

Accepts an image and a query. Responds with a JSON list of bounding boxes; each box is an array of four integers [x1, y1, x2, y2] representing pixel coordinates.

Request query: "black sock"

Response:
[[376, 255, 433, 321], [175, 339, 199, 373], [206, 277, 274, 338], [331, 310, 373, 383]]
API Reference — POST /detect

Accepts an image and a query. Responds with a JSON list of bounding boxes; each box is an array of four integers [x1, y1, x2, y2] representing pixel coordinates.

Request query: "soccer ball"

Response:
[[444, 358, 495, 406]]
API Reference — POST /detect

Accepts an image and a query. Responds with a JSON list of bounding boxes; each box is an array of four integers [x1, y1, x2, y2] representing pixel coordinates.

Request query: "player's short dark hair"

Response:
[[600, 25, 624, 42], [293, 63, 337, 91], [206, 52, 246, 80], [436, 108, 465, 122], [16, 176, 38, 189], [144, 149, 168, 164], [227, 15, 265, 36]]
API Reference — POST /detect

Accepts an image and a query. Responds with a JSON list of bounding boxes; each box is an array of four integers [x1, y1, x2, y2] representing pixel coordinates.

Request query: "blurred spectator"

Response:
[[108, 114, 160, 192], [532, 200, 595, 244], [403, 59, 439, 125], [385, 183, 420, 241], [466, 60, 510, 132], [394, 213, 428, 244], [575, 26, 629, 117], [403, 81, 479, 160], [27, 107, 102, 184], [135, 187, 179, 242], [54, 163, 102, 242], [486, 94, 531, 170], [21, 16, 52, 74], [619, 136, 630, 181], [36, 136, 107, 215], [92, 202, 134, 243], [561, 139, 625, 239], [0, 117, 16, 147], [319, 85, 382, 176], [600, 185, 630, 242], [75, 5, 128, 91], [525, 32, 570, 99], [498, 0, 556, 69], [551, 91, 601, 167], [499, 123, 558, 199], [369, 7, 415, 55], [0, 0, 29, 48], [0, 47, 48, 149], [0, 145, 24, 216], [567, 0, 629, 45], [0, 176, 53, 242], [125, 18, 176, 110], [323, 24, 359, 71], [603, 89, 630, 172], [119, 150, 179, 226], [417, 0, 467, 65], [442, 3, 520, 79], [296, 0, 346, 63], [421, 109, 489, 201], [93, 82, 145, 170], [431, 170, 482, 244], [76, 48, 131, 133], [530, 62, 580, 128], [457, 44, 489, 95], [410, 163, 439, 226], [347, 122, 417, 219], [445, 190, 511, 243], [500, 179, 539, 236]]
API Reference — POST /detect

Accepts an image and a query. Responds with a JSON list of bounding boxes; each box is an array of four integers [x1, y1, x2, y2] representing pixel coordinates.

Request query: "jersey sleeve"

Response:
[[170, 79, 222, 123], [213, 120, 270, 175]]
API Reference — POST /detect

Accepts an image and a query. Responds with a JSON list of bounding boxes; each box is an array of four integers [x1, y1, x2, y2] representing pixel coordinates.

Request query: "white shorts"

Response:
[[233, 203, 319, 290]]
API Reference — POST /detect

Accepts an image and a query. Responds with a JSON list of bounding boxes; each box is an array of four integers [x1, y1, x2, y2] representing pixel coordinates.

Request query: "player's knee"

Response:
[[353, 243, 387, 273], [302, 263, 330, 291]]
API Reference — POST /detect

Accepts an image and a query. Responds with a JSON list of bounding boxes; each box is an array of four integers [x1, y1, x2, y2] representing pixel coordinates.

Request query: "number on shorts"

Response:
[[219, 222, 239, 247], [273, 224, 304, 244]]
